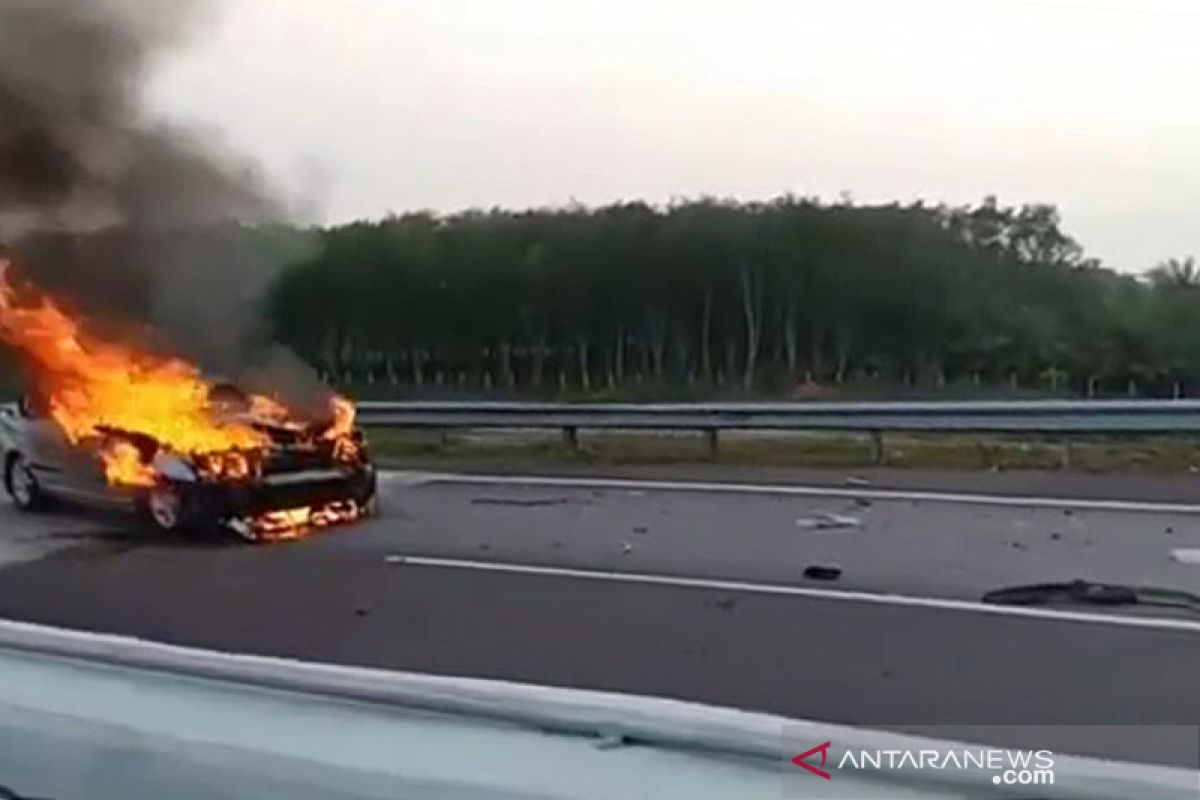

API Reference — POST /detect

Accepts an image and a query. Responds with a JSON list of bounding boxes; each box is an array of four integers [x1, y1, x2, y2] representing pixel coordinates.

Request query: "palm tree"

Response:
[[1149, 256, 1200, 288]]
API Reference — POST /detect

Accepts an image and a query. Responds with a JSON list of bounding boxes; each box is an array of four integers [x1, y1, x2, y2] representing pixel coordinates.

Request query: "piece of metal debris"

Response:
[[620, 540, 633, 555], [471, 496, 570, 507], [1170, 548, 1200, 565], [797, 512, 863, 531], [803, 564, 842, 581]]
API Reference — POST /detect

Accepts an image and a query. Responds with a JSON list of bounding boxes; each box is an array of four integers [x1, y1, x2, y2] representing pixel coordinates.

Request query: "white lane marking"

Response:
[[379, 470, 448, 487], [394, 556, 1200, 633], [1171, 549, 1200, 565], [404, 471, 1200, 514]]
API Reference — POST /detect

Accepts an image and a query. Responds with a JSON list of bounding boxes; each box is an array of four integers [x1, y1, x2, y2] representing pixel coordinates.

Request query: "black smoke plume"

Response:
[[0, 0, 323, 407]]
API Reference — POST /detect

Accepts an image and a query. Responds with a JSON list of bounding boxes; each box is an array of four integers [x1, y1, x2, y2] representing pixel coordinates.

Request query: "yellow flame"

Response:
[[0, 260, 360, 487]]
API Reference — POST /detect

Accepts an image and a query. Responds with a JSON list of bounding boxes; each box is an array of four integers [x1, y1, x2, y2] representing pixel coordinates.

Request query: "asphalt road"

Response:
[[384, 457, 1200, 503], [362, 471, 1200, 605], [3, 467, 1200, 764]]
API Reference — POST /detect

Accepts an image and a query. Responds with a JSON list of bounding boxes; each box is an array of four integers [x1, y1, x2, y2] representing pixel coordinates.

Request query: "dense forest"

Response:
[[269, 196, 1200, 399]]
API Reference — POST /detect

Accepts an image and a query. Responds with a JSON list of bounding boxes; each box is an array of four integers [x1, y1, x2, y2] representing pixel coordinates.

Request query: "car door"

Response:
[[16, 396, 113, 504]]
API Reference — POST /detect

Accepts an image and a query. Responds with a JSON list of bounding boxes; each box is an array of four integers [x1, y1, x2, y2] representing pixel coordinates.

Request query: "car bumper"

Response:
[[187, 464, 377, 519]]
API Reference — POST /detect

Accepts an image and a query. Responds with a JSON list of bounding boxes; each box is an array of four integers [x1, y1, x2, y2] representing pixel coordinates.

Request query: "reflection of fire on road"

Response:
[[0, 259, 368, 537], [245, 500, 363, 541]]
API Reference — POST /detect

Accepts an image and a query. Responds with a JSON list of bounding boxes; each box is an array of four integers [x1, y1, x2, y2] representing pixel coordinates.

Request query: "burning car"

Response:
[[0, 260, 376, 541], [0, 385, 377, 540]]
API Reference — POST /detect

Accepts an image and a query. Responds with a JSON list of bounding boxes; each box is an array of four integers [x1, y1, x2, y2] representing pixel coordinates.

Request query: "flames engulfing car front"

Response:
[[133, 400, 378, 540], [2, 387, 377, 541], [0, 261, 377, 540]]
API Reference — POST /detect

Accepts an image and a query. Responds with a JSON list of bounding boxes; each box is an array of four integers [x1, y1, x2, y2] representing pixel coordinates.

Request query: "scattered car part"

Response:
[[803, 564, 842, 581]]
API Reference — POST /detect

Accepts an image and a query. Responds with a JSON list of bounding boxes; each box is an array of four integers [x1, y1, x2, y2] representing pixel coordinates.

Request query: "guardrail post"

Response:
[[562, 426, 579, 452], [1060, 439, 1074, 470], [705, 428, 719, 458], [869, 430, 885, 465]]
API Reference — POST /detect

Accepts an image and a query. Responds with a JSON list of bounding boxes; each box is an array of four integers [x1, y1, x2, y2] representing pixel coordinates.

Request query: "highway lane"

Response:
[[6, 468, 1200, 606], [2, 469, 1200, 765], [382, 458, 1200, 503], [363, 470, 1200, 608], [0, 540, 1197, 765]]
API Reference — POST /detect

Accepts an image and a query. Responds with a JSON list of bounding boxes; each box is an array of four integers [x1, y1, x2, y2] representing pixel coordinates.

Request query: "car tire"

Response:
[[5, 453, 48, 512], [142, 483, 192, 534], [358, 470, 379, 516]]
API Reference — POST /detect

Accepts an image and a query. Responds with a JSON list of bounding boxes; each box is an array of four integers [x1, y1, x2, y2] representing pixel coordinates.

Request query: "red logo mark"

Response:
[[792, 741, 832, 780]]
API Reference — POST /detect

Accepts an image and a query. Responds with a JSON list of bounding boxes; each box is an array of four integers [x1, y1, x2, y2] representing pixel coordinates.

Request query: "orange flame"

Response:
[[324, 396, 361, 462], [251, 500, 362, 540], [104, 440, 158, 487], [0, 259, 358, 487]]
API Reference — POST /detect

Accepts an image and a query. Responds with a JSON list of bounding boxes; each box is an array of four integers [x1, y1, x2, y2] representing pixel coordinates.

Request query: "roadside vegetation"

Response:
[[271, 196, 1200, 400], [366, 428, 1200, 474]]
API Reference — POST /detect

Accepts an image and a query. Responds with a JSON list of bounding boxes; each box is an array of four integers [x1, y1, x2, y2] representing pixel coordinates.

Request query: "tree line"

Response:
[[267, 196, 1200, 398]]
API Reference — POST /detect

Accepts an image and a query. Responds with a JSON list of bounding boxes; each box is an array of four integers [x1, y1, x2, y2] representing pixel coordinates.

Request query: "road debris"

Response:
[[844, 476, 871, 487], [984, 580, 1137, 607], [632, 525, 649, 534], [620, 540, 634, 555], [471, 496, 571, 507], [803, 564, 842, 581], [1170, 548, 1200, 565], [796, 512, 863, 531]]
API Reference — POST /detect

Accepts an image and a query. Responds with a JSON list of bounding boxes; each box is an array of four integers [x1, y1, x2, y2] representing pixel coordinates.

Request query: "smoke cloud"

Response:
[[0, 0, 273, 230], [1, 0, 309, 369], [0, 0, 318, 390]]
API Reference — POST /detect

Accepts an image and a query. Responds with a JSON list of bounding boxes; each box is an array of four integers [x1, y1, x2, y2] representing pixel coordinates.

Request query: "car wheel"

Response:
[[145, 484, 187, 533], [5, 453, 47, 512], [358, 470, 379, 516]]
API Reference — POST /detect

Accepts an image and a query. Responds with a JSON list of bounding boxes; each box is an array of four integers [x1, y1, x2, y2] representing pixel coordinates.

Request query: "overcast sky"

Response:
[[147, 0, 1200, 271]]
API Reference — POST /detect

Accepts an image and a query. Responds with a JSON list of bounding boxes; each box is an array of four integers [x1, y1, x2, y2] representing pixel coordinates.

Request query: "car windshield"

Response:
[[1, 1, 1200, 798]]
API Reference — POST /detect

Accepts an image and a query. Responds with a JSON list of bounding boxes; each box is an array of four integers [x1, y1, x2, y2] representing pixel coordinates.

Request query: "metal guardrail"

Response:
[[355, 399, 1200, 464], [3, 620, 1191, 799]]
